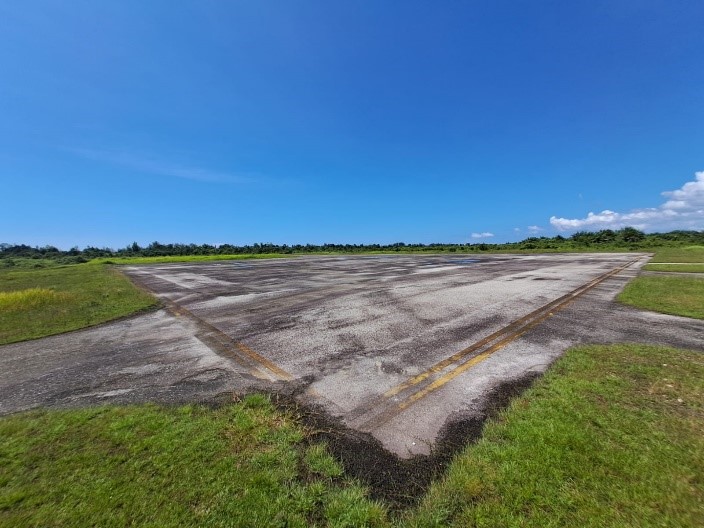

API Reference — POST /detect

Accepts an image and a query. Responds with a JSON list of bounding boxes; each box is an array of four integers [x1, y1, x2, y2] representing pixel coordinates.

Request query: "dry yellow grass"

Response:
[[0, 288, 71, 311], [0, 265, 157, 344]]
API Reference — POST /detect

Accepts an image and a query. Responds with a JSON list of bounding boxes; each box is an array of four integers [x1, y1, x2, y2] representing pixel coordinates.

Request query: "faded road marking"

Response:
[[148, 294, 294, 383], [346, 258, 644, 432]]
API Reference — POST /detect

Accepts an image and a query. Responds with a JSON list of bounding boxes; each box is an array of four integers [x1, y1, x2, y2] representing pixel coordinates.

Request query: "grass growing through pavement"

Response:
[[0, 264, 156, 344], [0, 395, 387, 528], [406, 344, 704, 528], [617, 275, 704, 319]]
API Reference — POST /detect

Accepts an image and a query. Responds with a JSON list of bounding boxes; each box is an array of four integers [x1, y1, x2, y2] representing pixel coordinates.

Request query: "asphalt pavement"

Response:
[[2, 253, 702, 457]]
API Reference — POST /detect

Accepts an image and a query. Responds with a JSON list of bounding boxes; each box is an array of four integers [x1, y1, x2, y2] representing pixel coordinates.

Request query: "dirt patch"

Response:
[[267, 372, 540, 510]]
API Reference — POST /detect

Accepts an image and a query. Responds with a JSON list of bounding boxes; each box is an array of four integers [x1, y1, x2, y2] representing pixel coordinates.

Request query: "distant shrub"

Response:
[[56, 256, 88, 265]]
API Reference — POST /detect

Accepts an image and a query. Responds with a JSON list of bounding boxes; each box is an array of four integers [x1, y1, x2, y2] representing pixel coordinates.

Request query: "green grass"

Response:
[[89, 253, 292, 265], [642, 246, 704, 273], [643, 263, 704, 273], [0, 258, 63, 270], [406, 344, 704, 527], [0, 264, 156, 344], [618, 275, 704, 319], [2, 346, 702, 527], [85, 247, 655, 265], [2, 253, 702, 525], [0, 394, 387, 528], [648, 246, 704, 263], [621, 246, 704, 317]]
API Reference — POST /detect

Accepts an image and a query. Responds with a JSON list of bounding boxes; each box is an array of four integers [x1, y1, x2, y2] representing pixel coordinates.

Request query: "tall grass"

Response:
[[0, 288, 70, 311]]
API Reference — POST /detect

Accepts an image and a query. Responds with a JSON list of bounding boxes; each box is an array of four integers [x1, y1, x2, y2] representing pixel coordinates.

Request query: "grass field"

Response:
[[2, 345, 701, 527], [0, 258, 64, 269], [0, 395, 387, 527], [619, 246, 704, 318], [647, 246, 704, 263], [0, 264, 156, 345], [89, 253, 292, 265], [643, 246, 704, 273], [642, 263, 704, 273], [617, 275, 704, 319], [85, 246, 651, 266], [407, 344, 704, 527]]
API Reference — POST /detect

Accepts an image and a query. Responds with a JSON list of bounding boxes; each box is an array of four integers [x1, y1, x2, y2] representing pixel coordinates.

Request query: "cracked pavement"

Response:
[[1, 254, 702, 457]]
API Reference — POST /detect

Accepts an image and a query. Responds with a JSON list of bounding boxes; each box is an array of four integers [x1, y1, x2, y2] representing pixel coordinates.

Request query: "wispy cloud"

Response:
[[471, 232, 494, 238], [69, 147, 257, 184], [550, 171, 704, 232], [527, 225, 543, 233]]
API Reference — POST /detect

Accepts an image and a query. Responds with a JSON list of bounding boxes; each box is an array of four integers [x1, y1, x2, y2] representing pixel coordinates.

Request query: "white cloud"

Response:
[[527, 225, 543, 233], [550, 171, 704, 232], [471, 232, 494, 238], [69, 147, 255, 184], [514, 227, 521, 232]]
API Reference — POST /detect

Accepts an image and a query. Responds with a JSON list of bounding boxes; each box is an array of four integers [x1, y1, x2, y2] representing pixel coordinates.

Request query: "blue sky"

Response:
[[1, 1, 703, 249]]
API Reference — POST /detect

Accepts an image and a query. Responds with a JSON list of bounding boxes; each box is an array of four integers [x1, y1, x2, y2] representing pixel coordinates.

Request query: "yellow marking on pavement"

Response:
[[138, 287, 294, 382], [397, 304, 557, 410], [234, 341, 294, 381], [352, 257, 642, 430], [385, 259, 637, 400]]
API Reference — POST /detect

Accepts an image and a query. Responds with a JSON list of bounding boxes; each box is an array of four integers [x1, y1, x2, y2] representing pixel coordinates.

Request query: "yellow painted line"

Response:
[[354, 258, 641, 429], [398, 307, 551, 410], [383, 260, 636, 400], [150, 293, 295, 382], [392, 259, 639, 412], [234, 341, 294, 381]]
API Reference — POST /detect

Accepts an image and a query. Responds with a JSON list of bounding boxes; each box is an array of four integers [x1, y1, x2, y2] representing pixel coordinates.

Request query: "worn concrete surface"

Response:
[[2, 254, 702, 457], [0, 310, 248, 415]]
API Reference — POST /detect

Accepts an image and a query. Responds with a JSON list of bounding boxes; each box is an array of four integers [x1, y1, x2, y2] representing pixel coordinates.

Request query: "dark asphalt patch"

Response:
[[271, 372, 540, 510]]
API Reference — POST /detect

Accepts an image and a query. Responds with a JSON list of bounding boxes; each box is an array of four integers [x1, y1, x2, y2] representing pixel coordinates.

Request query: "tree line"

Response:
[[1, 228, 703, 264]]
